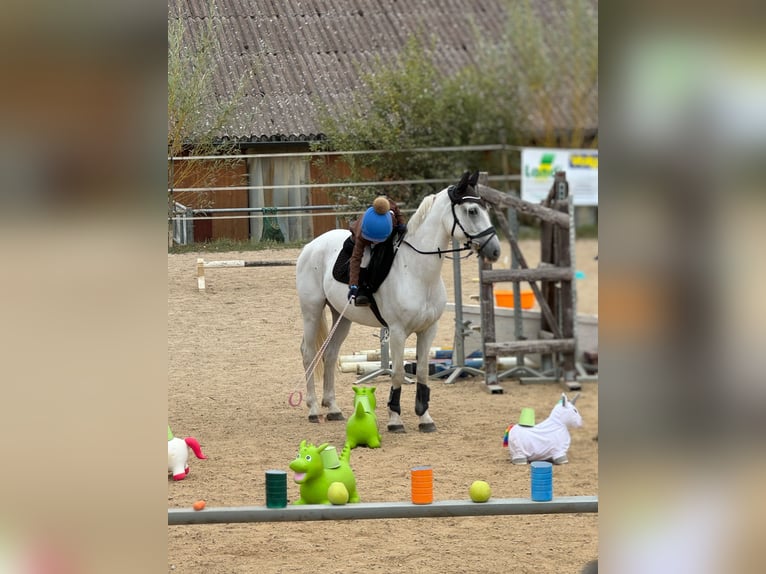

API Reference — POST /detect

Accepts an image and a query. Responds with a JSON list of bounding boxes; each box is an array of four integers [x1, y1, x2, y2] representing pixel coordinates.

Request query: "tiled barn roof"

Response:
[[169, 0, 597, 143]]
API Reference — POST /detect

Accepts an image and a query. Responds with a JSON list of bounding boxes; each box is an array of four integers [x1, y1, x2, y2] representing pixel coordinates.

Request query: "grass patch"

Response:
[[169, 238, 308, 254], [575, 224, 599, 239]]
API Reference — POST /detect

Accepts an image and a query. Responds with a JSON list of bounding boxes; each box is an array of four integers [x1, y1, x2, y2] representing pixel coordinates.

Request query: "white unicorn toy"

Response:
[[168, 425, 207, 481], [507, 393, 583, 465]]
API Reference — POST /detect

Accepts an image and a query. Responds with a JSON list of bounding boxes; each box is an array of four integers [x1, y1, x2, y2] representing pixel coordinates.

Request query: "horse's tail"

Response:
[[339, 441, 352, 465], [184, 437, 207, 460]]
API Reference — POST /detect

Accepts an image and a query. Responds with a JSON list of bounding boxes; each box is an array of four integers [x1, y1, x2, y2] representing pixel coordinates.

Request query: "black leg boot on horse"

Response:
[[415, 382, 436, 433], [387, 386, 405, 433]]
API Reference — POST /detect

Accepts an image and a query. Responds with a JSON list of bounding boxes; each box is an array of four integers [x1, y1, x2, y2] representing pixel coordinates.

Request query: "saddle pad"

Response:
[[332, 232, 397, 294], [332, 235, 354, 284]]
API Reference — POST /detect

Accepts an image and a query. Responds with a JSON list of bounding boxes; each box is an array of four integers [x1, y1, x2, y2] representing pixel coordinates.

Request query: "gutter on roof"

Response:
[[235, 140, 314, 150]]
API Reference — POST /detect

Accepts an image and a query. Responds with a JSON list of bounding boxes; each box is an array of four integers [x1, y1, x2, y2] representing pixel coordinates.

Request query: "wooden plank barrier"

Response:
[[476, 171, 582, 391]]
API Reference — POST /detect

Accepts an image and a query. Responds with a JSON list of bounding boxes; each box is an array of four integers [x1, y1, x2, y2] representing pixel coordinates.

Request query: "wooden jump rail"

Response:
[[476, 171, 581, 391], [196, 258, 296, 291], [477, 183, 570, 229]]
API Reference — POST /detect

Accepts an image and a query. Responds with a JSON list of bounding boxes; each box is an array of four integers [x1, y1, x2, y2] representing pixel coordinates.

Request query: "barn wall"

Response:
[[171, 148, 382, 243], [308, 154, 350, 236], [171, 158, 249, 241]]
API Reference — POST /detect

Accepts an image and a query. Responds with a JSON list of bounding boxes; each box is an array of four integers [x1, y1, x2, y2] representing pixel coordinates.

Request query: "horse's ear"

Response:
[[571, 393, 581, 405], [468, 170, 479, 187], [561, 393, 567, 405], [456, 170, 470, 192]]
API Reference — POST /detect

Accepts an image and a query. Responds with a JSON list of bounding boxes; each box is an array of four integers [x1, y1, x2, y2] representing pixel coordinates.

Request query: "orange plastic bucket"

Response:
[[494, 289, 535, 309]]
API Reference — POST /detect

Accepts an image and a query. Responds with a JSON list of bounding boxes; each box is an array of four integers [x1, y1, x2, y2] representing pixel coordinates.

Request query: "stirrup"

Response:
[[354, 294, 371, 307]]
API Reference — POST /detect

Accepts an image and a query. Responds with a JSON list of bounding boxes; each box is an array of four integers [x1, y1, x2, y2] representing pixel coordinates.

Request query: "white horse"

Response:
[[507, 393, 583, 465], [296, 171, 501, 432]]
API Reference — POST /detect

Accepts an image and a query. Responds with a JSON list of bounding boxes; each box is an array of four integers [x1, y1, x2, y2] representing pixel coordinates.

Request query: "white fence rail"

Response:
[[167, 144, 596, 244]]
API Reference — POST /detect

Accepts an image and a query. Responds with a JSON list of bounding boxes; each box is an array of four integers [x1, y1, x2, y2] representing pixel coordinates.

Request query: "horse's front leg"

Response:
[[414, 323, 438, 432], [386, 328, 407, 433]]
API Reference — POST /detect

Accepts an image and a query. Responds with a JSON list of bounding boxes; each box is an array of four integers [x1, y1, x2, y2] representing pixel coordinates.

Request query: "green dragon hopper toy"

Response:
[[289, 440, 360, 504], [345, 386, 381, 449]]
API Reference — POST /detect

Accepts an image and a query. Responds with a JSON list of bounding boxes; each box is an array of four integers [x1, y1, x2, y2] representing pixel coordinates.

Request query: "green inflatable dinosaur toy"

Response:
[[289, 440, 360, 504], [345, 386, 381, 449]]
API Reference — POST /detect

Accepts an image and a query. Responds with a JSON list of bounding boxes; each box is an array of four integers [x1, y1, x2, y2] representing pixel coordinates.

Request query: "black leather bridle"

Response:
[[403, 186, 497, 258]]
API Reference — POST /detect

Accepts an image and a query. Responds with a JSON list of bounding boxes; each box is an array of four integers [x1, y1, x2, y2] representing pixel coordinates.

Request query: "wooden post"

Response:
[[477, 172, 501, 393], [555, 174, 577, 389], [479, 255, 498, 387], [539, 181, 558, 375], [197, 258, 206, 291]]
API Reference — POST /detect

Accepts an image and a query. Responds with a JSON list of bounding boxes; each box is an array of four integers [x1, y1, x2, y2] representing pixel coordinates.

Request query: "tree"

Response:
[[494, 0, 598, 148], [167, 0, 255, 246], [313, 0, 597, 209], [312, 36, 512, 210]]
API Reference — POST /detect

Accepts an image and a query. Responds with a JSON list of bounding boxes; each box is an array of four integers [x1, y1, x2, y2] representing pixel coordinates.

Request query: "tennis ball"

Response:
[[469, 480, 491, 503], [327, 482, 349, 505]]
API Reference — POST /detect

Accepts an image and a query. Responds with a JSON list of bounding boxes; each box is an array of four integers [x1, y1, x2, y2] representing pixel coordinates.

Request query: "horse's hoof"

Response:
[[308, 415, 321, 423], [387, 424, 406, 433], [325, 412, 345, 421], [418, 423, 437, 433]]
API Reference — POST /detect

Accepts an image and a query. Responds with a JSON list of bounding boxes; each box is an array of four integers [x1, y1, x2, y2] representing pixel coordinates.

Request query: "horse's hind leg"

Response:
[[322, 306, 351, 421], [414, 323, 438, 432], [300, 311, 323, 423]]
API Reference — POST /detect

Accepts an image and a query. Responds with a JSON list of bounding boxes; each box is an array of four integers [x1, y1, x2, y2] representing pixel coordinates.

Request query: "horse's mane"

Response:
[[406, 193, 437, 234]]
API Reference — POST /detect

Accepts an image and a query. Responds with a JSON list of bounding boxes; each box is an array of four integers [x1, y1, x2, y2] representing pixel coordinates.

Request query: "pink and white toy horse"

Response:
[[507, 393, 583, 465], [168, 426, 207, 480]]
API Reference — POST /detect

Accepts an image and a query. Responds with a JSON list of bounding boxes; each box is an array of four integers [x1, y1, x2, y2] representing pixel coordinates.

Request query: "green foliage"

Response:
[[167, 0, 251, 155], [313, 0, 597, 208], [313, 36, 506, 209], [168, 238, 307, 254], [497, 0, 598, 148], [167, 0, 256, 244]]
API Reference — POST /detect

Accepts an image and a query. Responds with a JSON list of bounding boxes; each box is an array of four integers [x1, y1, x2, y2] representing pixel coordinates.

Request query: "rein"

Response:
[[402, 189, 497, 258], [402, 239, 476, 258], [289, 297, 353, 408]]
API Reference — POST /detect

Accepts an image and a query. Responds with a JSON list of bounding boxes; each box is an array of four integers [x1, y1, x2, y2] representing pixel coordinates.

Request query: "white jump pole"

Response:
[[197, 258, 296, 291], [169, 495, 597, 525]]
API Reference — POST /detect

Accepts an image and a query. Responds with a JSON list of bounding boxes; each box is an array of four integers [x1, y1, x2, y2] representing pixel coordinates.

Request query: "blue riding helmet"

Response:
[[360, 206, 393, 242]]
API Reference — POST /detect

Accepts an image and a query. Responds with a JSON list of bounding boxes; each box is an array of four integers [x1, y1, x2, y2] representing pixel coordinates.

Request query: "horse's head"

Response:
[[447, 170, 501, 263], [289, 440, 328, 483], [553, 393, 583, 429]]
